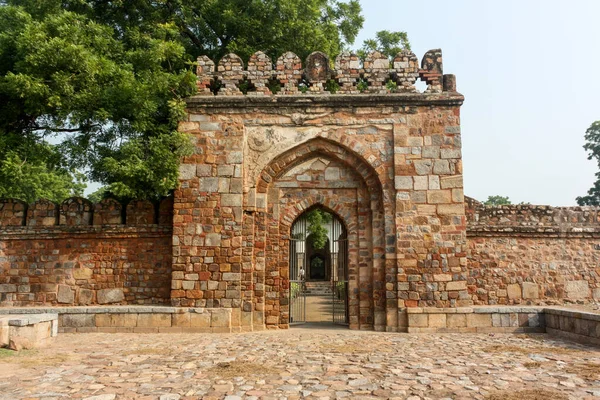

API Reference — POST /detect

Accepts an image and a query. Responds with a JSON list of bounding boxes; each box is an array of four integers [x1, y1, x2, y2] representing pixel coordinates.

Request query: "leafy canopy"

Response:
[[307, 209, 333, 250], [0, 0, 408, 202], [577, 121, 600, 206], [484, 195, 512, 206]]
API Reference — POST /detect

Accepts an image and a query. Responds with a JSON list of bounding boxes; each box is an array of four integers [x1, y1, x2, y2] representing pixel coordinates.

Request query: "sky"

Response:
[[355, 0, 600, 206]]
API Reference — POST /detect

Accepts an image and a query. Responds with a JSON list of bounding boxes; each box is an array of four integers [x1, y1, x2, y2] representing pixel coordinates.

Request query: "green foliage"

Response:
[[0, 149, 85, 203], [0, 2, 195, 200], [385, 79, 397, 92], [357, 78, 368, 92], [307, 209, 332, 250], [63, 0, 364, 62], [358, 29, 410, 60], [484, 195, 512, 206], [325, 79, 340, 94], [578, 121, 600, 206]]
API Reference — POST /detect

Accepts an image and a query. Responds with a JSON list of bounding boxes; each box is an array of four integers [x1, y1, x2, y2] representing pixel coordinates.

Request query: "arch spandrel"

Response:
[[244, 127, 392, 196], [252, 137, 385, 206]]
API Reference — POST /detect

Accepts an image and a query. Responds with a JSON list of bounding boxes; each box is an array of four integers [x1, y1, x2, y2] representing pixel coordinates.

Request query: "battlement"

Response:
[[194, 49, 456, 96], [0, 197, 173, 228]]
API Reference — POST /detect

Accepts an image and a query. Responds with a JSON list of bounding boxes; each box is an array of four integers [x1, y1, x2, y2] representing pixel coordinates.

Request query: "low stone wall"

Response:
[[0, 313, 58, 349], [0, 306, 237, 333], [545, 308, 600, 346], [0, 197, 174, 307], [403, 306, 545, 333]]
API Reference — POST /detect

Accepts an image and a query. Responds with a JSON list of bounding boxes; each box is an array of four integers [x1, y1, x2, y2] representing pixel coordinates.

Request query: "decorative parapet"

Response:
[[466, 198, 600, 237], [0, 196, 174, 228], [194, 48, 457, 95]]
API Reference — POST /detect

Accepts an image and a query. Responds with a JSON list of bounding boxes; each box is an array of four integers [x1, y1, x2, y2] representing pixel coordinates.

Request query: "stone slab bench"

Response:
[[0, 313, 58, 350], [0, 306, 238, 333]]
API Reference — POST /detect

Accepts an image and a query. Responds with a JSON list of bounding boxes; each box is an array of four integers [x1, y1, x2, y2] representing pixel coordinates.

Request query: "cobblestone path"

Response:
[[0, 328, 599, 399]]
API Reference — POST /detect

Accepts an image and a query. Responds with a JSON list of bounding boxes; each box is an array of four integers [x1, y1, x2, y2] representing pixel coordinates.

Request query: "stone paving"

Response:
[[0, 328, 599, 400]]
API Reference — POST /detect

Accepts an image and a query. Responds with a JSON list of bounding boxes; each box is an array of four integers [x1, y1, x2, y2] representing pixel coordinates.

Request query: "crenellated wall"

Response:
[[0, 197, 174, 307], [466, 198, 600, 306], [195, 48, 451, 96]]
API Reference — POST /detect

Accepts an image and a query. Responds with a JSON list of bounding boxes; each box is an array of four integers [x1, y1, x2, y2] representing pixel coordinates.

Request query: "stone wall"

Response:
[[176, 48, 467, 332], [0, 197, 173, 306], [466, 200, 600, 306]]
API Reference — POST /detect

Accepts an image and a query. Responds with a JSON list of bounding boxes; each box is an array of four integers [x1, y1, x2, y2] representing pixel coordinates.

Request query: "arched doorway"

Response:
[[289, 206, 348, 325]]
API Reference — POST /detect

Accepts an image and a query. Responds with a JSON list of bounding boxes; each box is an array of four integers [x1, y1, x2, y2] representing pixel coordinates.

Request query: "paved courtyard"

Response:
[[0, 328, 599, 400]]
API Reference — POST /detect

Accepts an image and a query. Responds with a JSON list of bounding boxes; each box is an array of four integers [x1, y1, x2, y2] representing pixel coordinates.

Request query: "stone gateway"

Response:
[[1, 49, 599, 334]]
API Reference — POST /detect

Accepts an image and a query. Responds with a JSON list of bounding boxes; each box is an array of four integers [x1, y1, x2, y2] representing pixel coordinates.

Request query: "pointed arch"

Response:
[[256, 137, 384, 202]]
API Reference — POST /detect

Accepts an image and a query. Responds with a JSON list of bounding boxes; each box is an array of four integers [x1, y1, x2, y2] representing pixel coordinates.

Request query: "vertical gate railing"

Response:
[[331, 219, 349, 325], [289, 217, 307, 325]]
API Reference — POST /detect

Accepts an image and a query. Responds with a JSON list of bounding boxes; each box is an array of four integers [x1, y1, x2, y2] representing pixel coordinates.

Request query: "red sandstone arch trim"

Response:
[[256, 137, 384, 201]]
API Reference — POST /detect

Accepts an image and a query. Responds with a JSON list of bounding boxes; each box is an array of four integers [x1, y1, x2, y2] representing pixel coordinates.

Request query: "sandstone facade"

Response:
[[0, 49, 598, 333]]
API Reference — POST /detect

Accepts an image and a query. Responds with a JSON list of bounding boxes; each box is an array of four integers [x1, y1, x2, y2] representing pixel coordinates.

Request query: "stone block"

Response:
[[172, 313, 191, 327], [436, 204, 464, 215], [221, 194, 242, 207], [199, 177, 219, 192], [97, 288, 125, 304], [507, 284, 521, 299], [137, 314, 171, 328], [413, 176, 428, 190], [179, 164, 196, 180], [466, 313, 491, 328], [428, 313, 447, 328], [440, 175, 463, 189], [73, 268, 93, 280], [61, 314, 95, 328], [447, 314, 467, 328], [433, 274, 452, 282], [408, 314, 428, 327], [427, 190, 451, 204], [211, 310, 231, 328], [57, 285, 74, 304], [78, 288, 93, 305], [205, 233, 221, 247], [111, 314, 138, 328], [522, 282, 539, 299], [394, 176, 413, 190], [190, 312, 211, 328], [196, 164, 212, 176], [565, 280, 590, 300], [0, 284, 16, 293], [446, 281, 467, 291]]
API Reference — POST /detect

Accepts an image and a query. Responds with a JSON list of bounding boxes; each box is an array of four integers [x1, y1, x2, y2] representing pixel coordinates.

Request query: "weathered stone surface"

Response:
[[565, 280, 590, 299], [97, 289, 125, 305], [57, 285, 74, 304]]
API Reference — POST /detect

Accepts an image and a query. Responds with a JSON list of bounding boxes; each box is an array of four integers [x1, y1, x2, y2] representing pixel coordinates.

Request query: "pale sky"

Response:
[[355, 0, 599, 206]]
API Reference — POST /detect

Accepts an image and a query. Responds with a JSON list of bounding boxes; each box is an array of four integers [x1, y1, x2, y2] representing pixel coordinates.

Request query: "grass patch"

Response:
[[486, 389, 568, 400], [523, 361, 541, 368], [565, 363, 600, 380], [0, 348, 71, 366], [483, 344, 585, 356], [206, 361, 278, 379]]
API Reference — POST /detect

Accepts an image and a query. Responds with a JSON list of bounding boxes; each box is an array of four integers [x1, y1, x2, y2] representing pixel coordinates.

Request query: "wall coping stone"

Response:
[[186, 93, 465, 110], [0, 306, 232, 315], [2, 313, 58, 326]]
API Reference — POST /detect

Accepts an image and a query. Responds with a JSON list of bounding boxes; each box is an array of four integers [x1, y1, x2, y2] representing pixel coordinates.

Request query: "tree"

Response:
[[577, 121, 600, 206], [307, 209, 332, 250], [0, 2, 197, 201], [358, 29, 410, 60], [484, 195, 512, 206], [0, 0, 367, 201]]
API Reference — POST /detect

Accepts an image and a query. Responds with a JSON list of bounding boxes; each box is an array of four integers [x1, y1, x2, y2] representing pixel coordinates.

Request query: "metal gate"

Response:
[[289, 208, 348, 326], [289, 234, 306, 325], [331, 225, 349, 325]]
